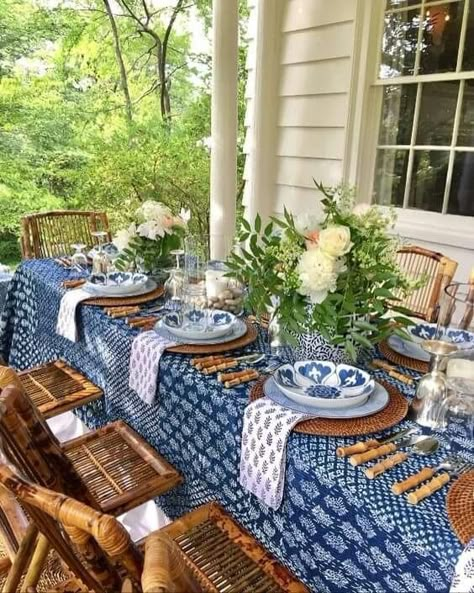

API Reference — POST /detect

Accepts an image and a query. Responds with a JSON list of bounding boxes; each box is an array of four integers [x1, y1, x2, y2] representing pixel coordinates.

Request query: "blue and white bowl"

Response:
[[274, 361, 373, 409], [388, 323, 474, 362], [85, 272, 148, 296], [163, 309, 235, 341], [409, 323, 474, 350], [294, 360, 374, 395]]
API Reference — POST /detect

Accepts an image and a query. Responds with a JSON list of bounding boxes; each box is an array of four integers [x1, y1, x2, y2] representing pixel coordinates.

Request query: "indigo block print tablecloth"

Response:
[[1, 260, 471, 593]]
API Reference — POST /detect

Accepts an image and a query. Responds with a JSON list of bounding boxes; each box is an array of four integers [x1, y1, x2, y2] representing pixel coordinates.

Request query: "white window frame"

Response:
[[345, 0, 474, 251]]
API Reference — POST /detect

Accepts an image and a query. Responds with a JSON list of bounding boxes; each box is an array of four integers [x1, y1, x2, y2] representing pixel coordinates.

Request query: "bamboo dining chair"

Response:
[[0, 361, 103, 419], [0, 383, 182, 517], [21, 210, 111, 259], [394, 246, 458, 322], [0, 462, 308, 593]]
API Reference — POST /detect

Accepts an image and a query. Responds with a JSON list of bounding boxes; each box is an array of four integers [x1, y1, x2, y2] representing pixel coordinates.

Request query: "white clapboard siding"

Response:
[[276, 157, 342, 188], [281, 22, 354, 65], [279, 59, 352, 96], [278, 95, 348, 127], [282, 0, 356, 31], [277, 128, 346, 160], [274, 185, 327, 216], [243, 0, 357, 215]]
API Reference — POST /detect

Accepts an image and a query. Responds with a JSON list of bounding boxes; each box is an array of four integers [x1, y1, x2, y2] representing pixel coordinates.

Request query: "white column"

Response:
[[244, 0, 283, 224], [210, 0, 239, 260]]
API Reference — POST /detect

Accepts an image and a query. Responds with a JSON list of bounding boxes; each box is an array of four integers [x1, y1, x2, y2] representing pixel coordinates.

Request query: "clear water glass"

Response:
[[70, 243, 88, 277], [182, 262, 208, 332], [438, 282, 474, 335], [91, 231, 109, 275], [164, 249, 185, 311], [435, 345, 474, 451]]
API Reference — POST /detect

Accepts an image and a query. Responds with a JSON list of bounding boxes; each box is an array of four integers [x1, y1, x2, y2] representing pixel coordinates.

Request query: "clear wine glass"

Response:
[[91, 231, 109, 275], [164, 250, 185, 311], [70, 243, 88, 278], [436, 379, 474, 454]]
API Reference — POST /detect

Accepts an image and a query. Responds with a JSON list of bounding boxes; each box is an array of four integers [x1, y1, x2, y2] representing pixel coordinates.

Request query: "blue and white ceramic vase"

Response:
[[295, 331, 358, 365]]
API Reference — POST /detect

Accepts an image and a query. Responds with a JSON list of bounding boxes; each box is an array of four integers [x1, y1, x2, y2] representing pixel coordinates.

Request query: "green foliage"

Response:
[[0, 0, 248, 260], [227, 182, 418, 359]]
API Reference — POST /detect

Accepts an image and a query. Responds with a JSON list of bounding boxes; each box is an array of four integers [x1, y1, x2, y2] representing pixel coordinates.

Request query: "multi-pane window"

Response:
[[373, 0, 474, 216]]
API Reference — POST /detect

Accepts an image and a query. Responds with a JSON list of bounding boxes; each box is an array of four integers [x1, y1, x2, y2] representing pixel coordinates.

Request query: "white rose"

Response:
[[113, 223, 136, 251], [294, 212, 323, 236], [296, 247, 345, 304], [319, 225, 352, 258], [137, 220, 166, 241], [138, 201, 172, 222]]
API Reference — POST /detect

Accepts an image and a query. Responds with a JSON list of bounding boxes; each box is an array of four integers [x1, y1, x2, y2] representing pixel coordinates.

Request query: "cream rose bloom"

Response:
[[138, 201, 173, 223], [297, 247, 345, 304], [137, 219, 166, 241], [319, 225, 352, 258], [113, 223, 136, 251]]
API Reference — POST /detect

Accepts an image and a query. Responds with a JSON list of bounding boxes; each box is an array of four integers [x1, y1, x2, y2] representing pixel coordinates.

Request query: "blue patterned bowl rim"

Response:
[[408, 323, 474, 348], [89, 272, 148, 286], [291, 360, 373, 398]]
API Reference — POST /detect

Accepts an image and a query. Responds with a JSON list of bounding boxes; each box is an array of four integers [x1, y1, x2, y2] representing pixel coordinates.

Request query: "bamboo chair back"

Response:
[[0, 462, 140, 592], [395, 246, 458, 322], [0, 463, 200, 593], [21, 210, 111, 259], [0, 383, 96, 508]]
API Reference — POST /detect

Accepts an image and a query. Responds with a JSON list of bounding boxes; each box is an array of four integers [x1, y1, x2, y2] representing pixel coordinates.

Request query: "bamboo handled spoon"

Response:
[[364, 436, 439, 479], [407, 461, 473, 505], [392, 456, 457, 495]]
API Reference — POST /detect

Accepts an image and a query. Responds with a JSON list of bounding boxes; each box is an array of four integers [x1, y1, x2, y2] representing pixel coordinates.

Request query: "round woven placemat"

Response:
[[379, 339, 429, 374], [84, 285, 164, 307], [167, 320, 258, 354], [447, 470, 474, 544], [249, 378, 408, 437]]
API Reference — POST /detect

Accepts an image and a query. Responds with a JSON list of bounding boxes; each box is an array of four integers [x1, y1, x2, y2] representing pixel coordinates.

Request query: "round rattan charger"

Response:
[[379, 339, 429, 374], [84, 285, 164, 307], [167, 320, 258, 355], [447, 470, 474, 544], [250, 377, 408, 437]]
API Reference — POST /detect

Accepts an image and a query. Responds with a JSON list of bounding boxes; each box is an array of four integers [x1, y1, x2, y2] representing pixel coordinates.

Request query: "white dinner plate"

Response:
[[387, 334, 430, 363], [82, 279, 158, 298], [154, 317, 247, 345], [263, 377, 390, 418]]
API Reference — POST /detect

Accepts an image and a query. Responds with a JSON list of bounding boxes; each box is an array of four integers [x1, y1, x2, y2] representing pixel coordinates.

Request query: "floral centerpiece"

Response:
[[226, 182, 415, 362], [113, 201, 190, 274]]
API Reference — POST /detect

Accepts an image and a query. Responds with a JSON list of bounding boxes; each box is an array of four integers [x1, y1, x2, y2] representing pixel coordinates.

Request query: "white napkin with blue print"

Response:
[[129, 330, 177, 405], [239, 397, 317, 510], [56, 288, 91, 342], [451, 538, 474, 593]]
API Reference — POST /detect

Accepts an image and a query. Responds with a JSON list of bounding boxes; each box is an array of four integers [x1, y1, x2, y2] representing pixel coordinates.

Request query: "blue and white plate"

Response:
[[154, 317, 247, 345], [163, 309, 236, 341], [274, 361, 374, 409], [83, 273, 152, 297], [388, 322, 474, 362], [264, 377, 389, 418]]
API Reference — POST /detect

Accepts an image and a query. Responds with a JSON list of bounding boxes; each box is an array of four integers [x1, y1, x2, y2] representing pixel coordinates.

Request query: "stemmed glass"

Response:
[[432, 282, 474, 447], [163, 249, 185, 311], [91, 231, 109, 275], [183, 236, 208, 332], [435, 370, 474, 454], [70, 243, 88, 278]]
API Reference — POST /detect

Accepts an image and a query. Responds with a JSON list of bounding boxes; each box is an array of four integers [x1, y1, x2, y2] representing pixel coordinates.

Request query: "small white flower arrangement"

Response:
[[113, 201, 190, 273], [227, 182, 413, 359]]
